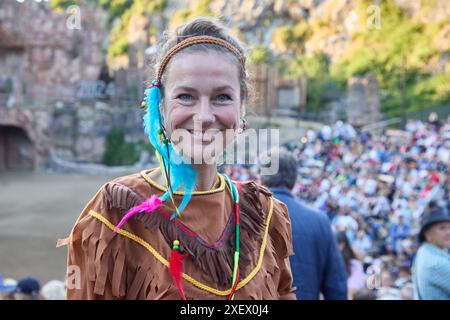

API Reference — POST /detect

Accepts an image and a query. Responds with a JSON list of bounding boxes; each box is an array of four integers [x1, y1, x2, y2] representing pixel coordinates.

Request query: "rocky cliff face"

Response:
[[0, 0, 107, 105], [205, 0, 450, 66], [2, 0, 448, 101], [97, 0, 450, 78]]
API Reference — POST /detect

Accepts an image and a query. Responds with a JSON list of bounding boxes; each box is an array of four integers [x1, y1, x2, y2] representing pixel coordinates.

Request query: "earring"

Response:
[[242, 118, 248, 131], [237, 118, 247, 133]]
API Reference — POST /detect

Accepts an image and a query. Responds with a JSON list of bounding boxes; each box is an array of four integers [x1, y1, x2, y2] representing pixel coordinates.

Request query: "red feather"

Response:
[[169, 248, 188, 300]]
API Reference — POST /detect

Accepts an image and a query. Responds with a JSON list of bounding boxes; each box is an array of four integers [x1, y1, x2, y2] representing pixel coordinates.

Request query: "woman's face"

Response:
[[425, 221, 450, 249], [163, 51, 242, 164]]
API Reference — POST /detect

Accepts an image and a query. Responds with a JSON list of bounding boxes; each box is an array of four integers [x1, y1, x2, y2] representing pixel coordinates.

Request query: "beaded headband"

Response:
[[156, 35, 246, 81]]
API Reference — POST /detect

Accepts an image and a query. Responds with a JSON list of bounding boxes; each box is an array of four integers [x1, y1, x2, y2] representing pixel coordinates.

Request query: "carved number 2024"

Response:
[[76, 81, 115, 99]]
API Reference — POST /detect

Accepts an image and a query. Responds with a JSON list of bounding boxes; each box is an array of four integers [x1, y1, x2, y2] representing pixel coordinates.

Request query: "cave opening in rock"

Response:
[[0, 125, 34, 171]]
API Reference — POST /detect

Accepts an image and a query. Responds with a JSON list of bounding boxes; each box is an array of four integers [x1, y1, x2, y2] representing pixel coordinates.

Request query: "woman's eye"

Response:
[[177, 94, 193, 101], [215, 94, 232, 102]]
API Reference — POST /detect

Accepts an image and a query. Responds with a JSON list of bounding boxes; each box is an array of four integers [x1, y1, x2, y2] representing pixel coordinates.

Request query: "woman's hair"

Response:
[[336, 231, 358, 276], [154, 17, 249, 111]]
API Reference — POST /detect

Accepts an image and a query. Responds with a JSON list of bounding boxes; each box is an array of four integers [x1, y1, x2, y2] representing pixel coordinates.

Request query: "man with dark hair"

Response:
[[260, 150, 348, 300]]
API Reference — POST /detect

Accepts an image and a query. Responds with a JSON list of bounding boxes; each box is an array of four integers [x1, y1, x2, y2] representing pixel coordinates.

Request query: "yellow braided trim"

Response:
[[140, 169, 225, 195], [89, 210, 169, 267], [87, 197, 274, 297]]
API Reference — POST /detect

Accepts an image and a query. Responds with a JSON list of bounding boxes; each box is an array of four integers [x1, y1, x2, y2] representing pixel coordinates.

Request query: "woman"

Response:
[[336, 231, 366, 299], [62, 17, 295, 300]]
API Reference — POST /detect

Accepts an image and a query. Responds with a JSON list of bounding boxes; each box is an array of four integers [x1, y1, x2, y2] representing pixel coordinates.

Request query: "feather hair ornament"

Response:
[[114, 80, 197, 232], [143, 81, 197, 218], [114, 34, 247, 231]]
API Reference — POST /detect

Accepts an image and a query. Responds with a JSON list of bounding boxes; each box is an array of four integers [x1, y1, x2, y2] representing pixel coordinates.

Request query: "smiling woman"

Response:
[[164, 51, 241, 165], [63, 17, 296, 300]]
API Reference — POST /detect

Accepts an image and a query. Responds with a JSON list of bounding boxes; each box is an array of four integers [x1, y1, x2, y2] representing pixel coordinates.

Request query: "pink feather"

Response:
[[114, 195, 163, 232]]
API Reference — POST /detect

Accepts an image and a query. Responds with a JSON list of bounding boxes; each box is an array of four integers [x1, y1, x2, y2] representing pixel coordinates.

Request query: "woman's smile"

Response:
[[185, 128, 221, 144]]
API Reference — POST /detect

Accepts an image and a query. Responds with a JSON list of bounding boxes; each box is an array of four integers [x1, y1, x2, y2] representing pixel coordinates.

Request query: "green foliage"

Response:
[[169, 0, 213, 30], [272, 21, 339, 111], [279, 52, 343, 110], [99, 0, 134, 26], [193, 0, 212, 15], [300, 52, 330, 78], [331, 0, 450, 116], [49, 0, 78, 9], [102, 127, 140, 166], [107, 38, 129, 60], [272, 25, 293, 53], [272, 21, 310, 54], [105, 0, 167, 64], [249, 45, 271, 65], [52, 0, 167, 64], [269, 0, 449, 115], [170, 8, 192, 30]]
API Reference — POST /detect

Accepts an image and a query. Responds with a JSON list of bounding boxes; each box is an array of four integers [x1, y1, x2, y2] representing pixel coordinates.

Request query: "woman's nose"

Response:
[[193, 97, 215, 125]]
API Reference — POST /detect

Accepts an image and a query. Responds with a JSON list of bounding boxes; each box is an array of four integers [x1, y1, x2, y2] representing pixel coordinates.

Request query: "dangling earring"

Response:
[[237, 118, 247, 134]]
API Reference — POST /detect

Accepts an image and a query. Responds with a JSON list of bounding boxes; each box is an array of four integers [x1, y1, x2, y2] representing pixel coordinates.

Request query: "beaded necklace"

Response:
[[169, 173, 241, 300]]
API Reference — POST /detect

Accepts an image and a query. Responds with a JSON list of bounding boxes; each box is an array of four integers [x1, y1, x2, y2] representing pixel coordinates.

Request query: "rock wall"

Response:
[[0, 0, 107, 105], [0, 1, 145, 168], [51, 101, 145, 163]]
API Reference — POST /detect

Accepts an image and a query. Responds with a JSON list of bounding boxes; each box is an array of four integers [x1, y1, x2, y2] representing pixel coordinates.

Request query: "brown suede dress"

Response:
[[62, 168, 296, 300]]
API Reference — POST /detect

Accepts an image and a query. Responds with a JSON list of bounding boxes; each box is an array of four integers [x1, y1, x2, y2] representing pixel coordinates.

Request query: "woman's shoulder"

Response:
[[106, 169, 154, 194], [237, 179, 293, 258], [236, 179, 289, 221], [68, 170, 155, 238], [89, 170, 158, 213], [65, 173, 150, 299]]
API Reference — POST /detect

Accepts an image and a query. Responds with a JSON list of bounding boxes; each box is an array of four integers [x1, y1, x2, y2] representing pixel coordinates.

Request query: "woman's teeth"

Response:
[[187, 129, 217, 141]]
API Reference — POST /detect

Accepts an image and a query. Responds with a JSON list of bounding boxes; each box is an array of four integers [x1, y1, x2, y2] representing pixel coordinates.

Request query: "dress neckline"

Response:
[[140, 168, 226, 196]]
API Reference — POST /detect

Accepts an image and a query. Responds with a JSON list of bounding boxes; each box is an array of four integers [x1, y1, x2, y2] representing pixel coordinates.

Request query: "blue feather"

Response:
[[143, 84, 197, 219]]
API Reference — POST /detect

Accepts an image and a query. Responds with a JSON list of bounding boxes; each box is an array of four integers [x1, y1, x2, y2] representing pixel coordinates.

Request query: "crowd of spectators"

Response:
[[223, 113, 450, 299]]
